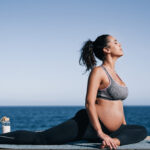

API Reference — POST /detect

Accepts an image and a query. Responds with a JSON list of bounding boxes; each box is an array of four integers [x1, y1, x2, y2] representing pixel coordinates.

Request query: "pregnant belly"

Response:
[[95, 104, 124, 132]]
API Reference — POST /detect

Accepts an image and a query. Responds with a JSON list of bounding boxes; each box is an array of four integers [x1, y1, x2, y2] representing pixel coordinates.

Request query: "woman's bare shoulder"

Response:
[[89, 66, 105, 80], [90, 66, 104, 75]]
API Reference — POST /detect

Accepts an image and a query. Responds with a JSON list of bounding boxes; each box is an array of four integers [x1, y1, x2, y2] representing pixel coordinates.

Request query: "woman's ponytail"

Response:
[[79, 39, 97, 74], [79, 34, 110, 74]]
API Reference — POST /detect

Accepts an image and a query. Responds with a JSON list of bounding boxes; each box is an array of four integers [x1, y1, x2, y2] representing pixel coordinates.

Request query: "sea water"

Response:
[[0, 106, 150, 135]]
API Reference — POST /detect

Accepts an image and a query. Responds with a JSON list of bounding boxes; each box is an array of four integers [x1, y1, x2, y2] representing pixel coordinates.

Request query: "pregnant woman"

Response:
[[0, 34, 147, 149]]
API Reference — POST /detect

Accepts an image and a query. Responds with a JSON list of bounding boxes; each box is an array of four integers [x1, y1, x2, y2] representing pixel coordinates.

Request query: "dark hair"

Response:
[[79, 34, 110, 73]]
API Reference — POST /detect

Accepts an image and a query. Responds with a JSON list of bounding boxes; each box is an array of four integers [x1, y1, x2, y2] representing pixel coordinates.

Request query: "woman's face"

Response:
[[105, 35, 123, 57]]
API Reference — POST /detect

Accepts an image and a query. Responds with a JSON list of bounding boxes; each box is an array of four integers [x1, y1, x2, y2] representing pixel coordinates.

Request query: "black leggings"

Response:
[[0, 109, 148, 146]]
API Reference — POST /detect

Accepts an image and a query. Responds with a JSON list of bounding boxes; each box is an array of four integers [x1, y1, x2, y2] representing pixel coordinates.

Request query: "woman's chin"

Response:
[[119, 51, 124, 56], [117, 53, 123, 58]]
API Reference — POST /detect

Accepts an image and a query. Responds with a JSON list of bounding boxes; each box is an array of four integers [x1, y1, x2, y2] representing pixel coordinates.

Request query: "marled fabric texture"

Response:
[[97, 65, 128, 100]]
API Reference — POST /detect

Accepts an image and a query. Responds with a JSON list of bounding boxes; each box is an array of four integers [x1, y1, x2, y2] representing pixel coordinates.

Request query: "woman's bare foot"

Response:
[[100, 138, 120, 149]]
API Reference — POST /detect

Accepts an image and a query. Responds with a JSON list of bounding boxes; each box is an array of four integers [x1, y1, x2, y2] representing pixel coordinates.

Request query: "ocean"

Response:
[[0, 106, 150, 135]]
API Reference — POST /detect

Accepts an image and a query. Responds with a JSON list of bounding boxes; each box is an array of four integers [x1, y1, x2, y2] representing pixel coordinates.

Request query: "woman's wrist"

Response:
[[97, 130, 104, 137]]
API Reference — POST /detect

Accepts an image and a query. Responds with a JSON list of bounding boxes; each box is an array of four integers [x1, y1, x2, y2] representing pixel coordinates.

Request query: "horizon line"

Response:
[[0, 105, 150, 107]]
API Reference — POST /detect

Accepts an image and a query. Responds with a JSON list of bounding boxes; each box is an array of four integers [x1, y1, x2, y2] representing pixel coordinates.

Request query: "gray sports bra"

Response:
[[97, 65, 128, 101]]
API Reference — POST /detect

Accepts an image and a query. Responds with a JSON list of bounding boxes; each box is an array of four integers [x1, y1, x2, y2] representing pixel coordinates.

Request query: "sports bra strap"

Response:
[[101, 65, 112, 80]]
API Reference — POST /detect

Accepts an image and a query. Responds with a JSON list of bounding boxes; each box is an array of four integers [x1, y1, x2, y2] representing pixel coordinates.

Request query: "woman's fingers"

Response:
[[105, 140, 112, 149], [110, 139, 117, 149], [101, 140, 117, 150], [100, 134, 118, 149], [102, 140, 105, 145], [100, 141, 106, 149], [110, 141, 117, 149], [105, 139, 117, 150]]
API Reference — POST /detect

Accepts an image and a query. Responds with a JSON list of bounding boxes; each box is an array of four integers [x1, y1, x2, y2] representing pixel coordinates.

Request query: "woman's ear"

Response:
[[103, 47, 111, 54]]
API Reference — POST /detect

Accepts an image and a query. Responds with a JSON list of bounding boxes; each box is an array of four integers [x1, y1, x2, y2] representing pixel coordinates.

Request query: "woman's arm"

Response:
[[85, 67, 118, 149], [85, 67, 104, 135]]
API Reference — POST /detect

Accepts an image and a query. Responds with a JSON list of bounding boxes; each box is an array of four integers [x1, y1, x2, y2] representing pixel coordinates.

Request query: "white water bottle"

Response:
[[1, 116, 11, 133]]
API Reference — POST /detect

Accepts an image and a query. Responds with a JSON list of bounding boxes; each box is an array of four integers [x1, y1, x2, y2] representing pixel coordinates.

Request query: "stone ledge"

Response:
[[0, 136, 149, 150]]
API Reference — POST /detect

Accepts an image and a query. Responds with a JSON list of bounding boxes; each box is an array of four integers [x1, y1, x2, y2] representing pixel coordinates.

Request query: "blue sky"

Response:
[[0, 0, 150, 106]]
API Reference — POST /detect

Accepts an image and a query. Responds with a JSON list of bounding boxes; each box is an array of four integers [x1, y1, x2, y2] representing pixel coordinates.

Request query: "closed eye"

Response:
[[114, 40, 118, 44]]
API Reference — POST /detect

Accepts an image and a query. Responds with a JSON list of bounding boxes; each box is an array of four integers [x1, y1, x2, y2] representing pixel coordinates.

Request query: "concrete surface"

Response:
[[0, 136, 149, 150]]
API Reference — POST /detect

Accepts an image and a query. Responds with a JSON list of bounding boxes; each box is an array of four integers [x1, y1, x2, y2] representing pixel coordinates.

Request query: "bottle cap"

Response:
[[0, 116, 10, 122]]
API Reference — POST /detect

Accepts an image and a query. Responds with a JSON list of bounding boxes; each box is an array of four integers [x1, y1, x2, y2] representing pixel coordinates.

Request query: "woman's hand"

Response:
[[97, 132, 118, 150]]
